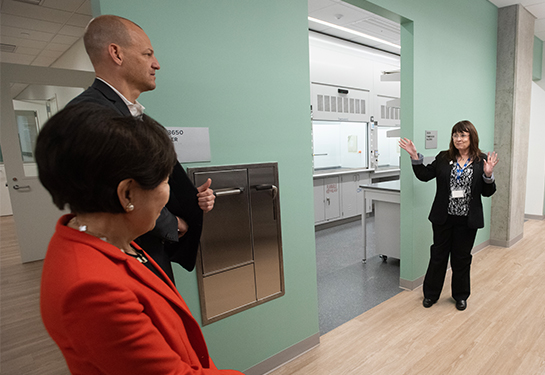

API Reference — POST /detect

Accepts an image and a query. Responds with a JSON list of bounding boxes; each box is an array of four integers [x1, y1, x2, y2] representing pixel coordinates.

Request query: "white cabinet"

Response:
[[314, 172, 376, 225], [313, 179, 325, 223], [314, 177, 341, 224], [341, 173, 371, 218]]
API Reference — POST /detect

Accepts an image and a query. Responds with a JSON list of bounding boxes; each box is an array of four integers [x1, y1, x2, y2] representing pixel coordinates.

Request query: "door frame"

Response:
[[0, 63, 95, 262]]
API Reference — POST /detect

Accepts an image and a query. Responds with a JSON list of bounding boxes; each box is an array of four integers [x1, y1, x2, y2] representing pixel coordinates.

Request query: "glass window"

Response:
[[376, 126, 400, 168], [15, 110, 39, 163], [312, 120, 368, 170]]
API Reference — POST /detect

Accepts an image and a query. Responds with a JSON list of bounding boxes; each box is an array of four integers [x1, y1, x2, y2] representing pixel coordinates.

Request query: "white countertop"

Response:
[[359, 180, 400, 192], [313, 167, 400, 178]]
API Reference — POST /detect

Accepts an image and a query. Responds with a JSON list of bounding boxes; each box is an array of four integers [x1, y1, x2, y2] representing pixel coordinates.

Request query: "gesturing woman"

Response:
[[399, 120, 498, 311]]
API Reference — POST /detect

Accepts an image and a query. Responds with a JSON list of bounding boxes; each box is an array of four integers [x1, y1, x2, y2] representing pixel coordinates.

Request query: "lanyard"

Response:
[[456, 158, 470, 181]]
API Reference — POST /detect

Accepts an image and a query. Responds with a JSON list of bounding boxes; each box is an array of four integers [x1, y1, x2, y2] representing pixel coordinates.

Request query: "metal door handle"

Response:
[[214, 187, 244, 197], [13, 184, 31, 190], [254, 184, 278, 199]]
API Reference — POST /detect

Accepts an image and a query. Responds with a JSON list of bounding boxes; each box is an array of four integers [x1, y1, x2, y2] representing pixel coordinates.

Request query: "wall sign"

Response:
[[425, 130, 438, 149], [166, 127, 211, 163]]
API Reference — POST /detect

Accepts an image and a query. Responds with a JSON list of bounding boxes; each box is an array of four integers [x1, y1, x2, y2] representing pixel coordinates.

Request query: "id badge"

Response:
[[451, 189, 464, 199]]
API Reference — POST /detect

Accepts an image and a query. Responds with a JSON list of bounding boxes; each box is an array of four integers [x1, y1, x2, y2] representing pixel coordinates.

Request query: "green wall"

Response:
[[346, 0, 498, 282], [534, 36, 543, 81], [96, 0, 317, 372], [96, 0, 499, 371]]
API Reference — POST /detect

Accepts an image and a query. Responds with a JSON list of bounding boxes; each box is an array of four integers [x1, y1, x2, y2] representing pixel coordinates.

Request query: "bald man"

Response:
[[68, 15, 214, 282]]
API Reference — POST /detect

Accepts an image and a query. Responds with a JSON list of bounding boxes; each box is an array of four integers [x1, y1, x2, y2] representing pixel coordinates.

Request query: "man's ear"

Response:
[[108, 43, 123, 66], [117, 179, 134, 212]]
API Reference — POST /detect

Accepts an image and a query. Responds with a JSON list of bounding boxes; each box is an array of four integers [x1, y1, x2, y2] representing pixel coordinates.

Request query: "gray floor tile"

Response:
[[315, 217, 402, 334]]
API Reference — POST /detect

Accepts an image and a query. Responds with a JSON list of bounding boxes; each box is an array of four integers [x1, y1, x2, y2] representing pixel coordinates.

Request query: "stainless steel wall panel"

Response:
[[201, 264, 256, 319], [249, 167, 283, 300], [188, 163, 284, 325], [194, 170, 252, 274]]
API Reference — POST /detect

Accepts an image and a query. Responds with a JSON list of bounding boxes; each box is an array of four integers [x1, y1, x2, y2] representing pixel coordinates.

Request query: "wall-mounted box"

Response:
[[188, 163, 284, 325]]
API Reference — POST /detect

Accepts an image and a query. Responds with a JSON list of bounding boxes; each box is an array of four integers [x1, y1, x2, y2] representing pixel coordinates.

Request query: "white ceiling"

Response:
[[309, 0, 545, 53], [489, 0, 545, 40], [308, 0, 401, 54], [0, 0, 92, 66], [0, 0, 543, 68]]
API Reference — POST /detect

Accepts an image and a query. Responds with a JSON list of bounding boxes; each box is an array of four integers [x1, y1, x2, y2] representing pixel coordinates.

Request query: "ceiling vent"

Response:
[[1, 43, 17, 53], [13, 0, 44, 5]]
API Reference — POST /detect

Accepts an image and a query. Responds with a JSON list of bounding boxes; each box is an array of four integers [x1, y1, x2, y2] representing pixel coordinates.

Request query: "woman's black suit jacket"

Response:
[[412, 151, 496, 229]]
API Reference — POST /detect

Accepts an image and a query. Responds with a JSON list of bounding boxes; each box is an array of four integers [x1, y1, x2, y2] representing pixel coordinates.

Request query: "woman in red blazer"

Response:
[[400, 120, 498, 311], [36, 103, 242, 374]]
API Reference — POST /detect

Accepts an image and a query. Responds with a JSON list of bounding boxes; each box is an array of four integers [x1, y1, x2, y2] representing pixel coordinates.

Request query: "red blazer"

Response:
[[40, 215, 242, 375]]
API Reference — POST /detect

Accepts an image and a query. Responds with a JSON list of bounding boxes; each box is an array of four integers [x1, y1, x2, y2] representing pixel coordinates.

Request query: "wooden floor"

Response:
[[270, 218, 545, 375], [1, 216, 545, 375], [0, 216, 70, 374]]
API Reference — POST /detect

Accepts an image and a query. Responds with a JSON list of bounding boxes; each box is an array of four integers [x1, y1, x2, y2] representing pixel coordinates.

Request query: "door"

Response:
[[324, 176, 340, 221], [0, 63, 94, 263], [313, 178, 325, 223], [341, 173, 359, 218]]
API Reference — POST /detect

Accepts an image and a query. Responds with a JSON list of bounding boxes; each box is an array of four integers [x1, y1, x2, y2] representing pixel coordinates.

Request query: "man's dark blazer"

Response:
[[67, 79, 203, 279], [412, 151, 496, 229]]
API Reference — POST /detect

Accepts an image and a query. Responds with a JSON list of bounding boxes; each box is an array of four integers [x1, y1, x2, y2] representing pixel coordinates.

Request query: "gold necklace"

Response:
[[69, 216, 148, 263]]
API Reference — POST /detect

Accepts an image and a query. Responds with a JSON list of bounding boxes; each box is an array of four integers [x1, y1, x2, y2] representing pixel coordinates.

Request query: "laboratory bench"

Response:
[[359, 180, 400, 263]]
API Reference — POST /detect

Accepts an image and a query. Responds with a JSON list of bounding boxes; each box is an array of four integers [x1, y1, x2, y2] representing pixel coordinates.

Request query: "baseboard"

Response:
[[315, 215, 362, 230], [525, 214, 544, 221], [400, 276, 424, 290], [471, 239, 490, 255], [399, 240, 492, 291], [244, 333, 320, 375], [490, 232, 523, 248]]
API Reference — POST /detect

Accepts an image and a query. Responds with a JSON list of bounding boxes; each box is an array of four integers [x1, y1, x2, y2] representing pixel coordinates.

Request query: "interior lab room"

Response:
[[1, 0, 545, 374], [309, 30, 404, 334]]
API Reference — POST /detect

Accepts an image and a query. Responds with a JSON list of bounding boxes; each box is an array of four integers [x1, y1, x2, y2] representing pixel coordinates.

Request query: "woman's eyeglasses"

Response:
[[452, 133, 469, 140]]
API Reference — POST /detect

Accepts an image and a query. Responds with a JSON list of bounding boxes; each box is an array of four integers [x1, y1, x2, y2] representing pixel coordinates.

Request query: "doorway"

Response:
[[0, 63, 94, 263], [307, 0, 408, 334]]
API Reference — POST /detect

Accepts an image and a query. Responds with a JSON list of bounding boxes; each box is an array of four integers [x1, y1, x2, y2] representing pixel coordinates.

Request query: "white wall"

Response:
[[537, 47, 545, 92], [0, 165, 13, 216], [51, 38, 94, 72], [309, 31, 401, 117], [525, 81, 545, 217]]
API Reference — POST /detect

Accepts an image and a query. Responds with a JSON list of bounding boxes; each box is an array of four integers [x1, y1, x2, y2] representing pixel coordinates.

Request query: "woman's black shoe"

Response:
[[455, 300, 467, 311], [423, 298, 436, 308]]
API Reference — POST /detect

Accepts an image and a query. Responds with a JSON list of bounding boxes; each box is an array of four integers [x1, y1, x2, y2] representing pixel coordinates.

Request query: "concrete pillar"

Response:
[[491, 5, 535, 247]]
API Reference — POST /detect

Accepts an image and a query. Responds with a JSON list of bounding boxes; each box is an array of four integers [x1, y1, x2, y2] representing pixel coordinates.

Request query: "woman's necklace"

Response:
[[69, 216, 148, 263], [456, 156, 471, 181], [458, 155, 470, 165]]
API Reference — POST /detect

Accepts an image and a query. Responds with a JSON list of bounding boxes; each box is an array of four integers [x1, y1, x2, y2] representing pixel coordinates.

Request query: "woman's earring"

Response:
[[126, 202, 135, 212]]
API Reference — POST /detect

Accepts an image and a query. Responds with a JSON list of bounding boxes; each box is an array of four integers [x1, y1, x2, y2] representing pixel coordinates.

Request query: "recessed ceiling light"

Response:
[[308, 17, 400, 49]]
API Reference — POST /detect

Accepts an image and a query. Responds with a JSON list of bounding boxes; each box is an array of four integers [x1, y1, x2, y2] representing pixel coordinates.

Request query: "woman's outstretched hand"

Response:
[[484, 151, 498, 178], [399, 138, 419, 160]]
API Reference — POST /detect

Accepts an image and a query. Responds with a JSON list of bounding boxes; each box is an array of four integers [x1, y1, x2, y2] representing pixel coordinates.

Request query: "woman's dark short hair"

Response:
[[36, 103, 178, 214]]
